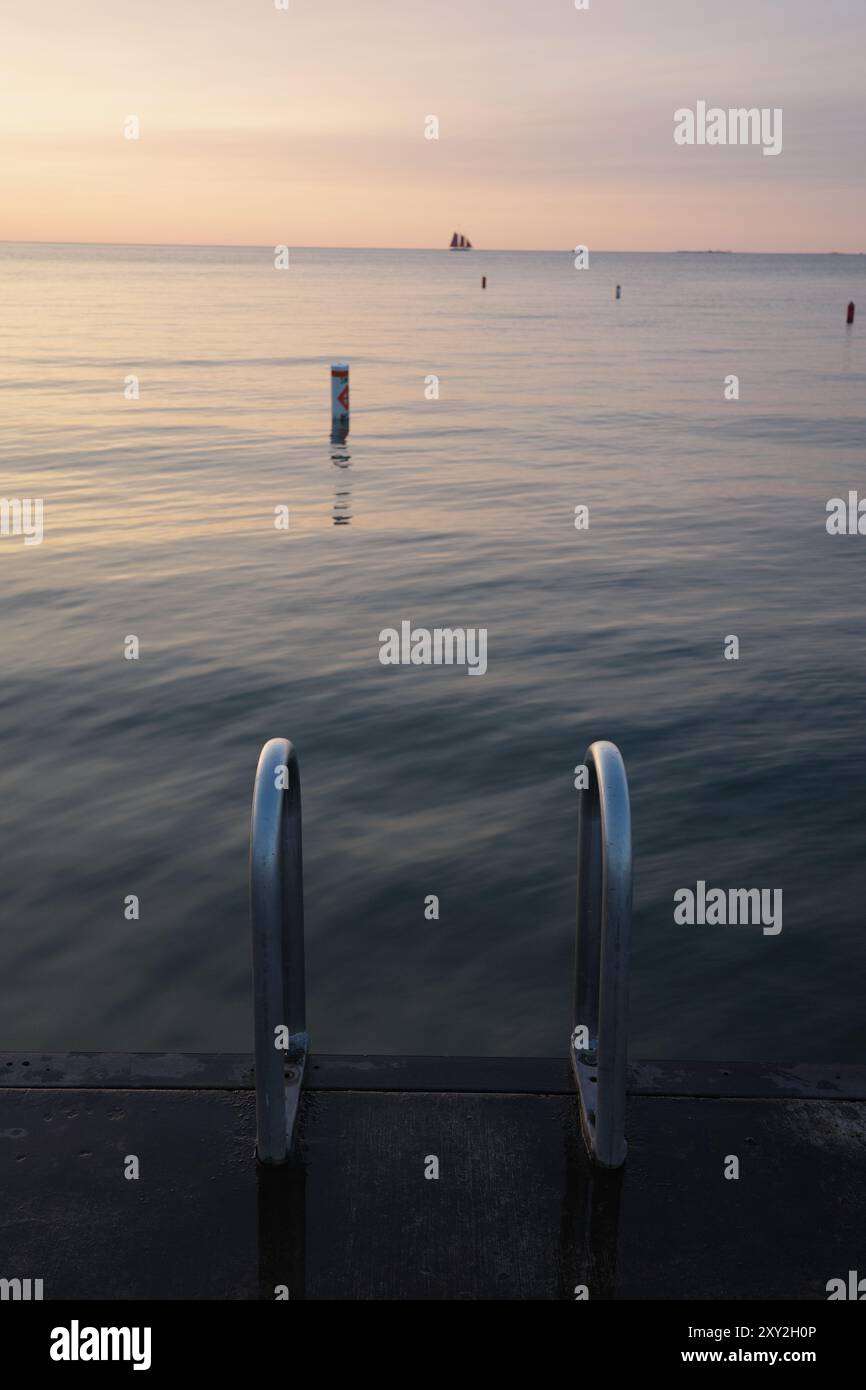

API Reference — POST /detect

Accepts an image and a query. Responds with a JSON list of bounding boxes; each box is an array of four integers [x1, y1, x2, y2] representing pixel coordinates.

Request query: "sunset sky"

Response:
[[1, 0, 864, 251]]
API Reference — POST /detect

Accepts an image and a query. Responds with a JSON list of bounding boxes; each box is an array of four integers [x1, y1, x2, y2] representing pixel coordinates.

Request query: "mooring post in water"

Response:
[[572, 740, 632, 1168], [847, 302, 855, 325], [615, 284, 622, 300], [482, 275, 487, 289], [331, 362, 349, 443], [250, 737, 308, 1164]]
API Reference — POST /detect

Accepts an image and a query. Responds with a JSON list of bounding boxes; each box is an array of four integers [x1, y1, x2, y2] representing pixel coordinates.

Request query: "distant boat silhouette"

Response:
[[450, 231, 473, 250]]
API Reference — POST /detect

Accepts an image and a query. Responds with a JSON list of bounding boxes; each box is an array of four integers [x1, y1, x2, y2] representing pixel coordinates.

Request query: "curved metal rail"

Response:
[[572, 740, 632, 1168], [250, 737, 308, 1164]]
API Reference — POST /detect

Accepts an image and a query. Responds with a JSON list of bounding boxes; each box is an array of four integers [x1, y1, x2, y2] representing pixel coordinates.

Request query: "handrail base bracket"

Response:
[[571, 1044, 628, 1170], [281, 1047, 308, 1158]]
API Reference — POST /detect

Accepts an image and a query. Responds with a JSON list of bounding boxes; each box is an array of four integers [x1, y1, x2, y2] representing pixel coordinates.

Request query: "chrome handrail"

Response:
[[250, 737, 308, 1164], [572, 740, 632, 1169]]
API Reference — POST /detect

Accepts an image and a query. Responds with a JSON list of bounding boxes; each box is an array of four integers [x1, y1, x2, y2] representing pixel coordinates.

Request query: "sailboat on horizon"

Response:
[[450, 231, 473, 250]]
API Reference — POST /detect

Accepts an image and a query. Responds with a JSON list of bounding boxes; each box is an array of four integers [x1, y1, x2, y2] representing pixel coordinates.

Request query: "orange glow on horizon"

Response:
[[2, 0, 864, 253]]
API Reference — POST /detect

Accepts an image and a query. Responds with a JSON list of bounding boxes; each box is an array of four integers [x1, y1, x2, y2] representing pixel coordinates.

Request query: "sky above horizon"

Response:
[[1, 0, 864, 252]]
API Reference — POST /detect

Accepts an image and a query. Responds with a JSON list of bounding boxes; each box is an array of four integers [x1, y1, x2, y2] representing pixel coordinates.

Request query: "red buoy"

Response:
[[847, 301, 855, 325]]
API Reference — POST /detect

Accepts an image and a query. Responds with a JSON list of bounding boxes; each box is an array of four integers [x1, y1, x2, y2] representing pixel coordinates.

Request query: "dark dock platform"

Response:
[[3, 1052, 866, 1300]]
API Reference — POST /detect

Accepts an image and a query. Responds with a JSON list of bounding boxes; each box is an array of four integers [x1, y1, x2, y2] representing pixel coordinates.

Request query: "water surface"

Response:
[[1, 243, 864, 1060]]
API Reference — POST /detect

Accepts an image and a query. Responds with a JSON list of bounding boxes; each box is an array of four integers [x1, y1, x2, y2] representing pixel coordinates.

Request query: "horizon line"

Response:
[[1, 238, 864, 256]]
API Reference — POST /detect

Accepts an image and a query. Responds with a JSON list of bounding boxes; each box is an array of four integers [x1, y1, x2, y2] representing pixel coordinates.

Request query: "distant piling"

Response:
[[482, 276, 487, 290], [331, 363, 349, 442], [847, 301, 855, 325], [615, 284, 622, 301]]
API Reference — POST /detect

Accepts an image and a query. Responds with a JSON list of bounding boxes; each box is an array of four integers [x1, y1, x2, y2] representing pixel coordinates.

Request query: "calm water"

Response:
[[1, 243, 865, 1060]]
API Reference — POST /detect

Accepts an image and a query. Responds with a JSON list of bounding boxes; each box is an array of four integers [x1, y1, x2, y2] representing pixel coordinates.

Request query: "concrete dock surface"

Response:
[[2, 1053, 865, 1300]]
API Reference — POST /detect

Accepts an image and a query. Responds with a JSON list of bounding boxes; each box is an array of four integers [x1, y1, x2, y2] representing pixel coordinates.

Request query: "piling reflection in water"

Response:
[[330, 436, 352, 526]]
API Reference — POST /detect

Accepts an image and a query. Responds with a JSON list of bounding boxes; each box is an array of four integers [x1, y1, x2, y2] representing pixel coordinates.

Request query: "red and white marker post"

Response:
[[331, 363, 349, 436]]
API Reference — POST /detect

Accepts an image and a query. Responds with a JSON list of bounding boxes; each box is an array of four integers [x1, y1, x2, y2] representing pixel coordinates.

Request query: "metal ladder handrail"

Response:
[[250, 737, 308, 1164], [572, 740, 632, 1169]]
